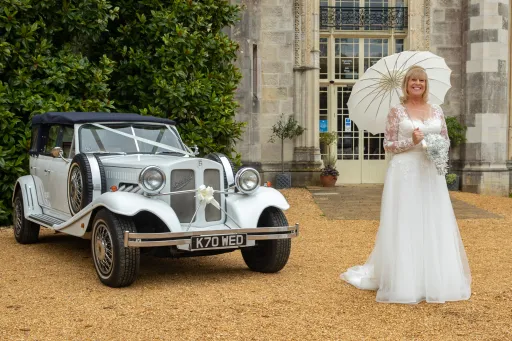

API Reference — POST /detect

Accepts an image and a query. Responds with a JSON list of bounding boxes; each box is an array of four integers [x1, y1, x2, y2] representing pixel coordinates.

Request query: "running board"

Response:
[[28, 214, 65, 228]]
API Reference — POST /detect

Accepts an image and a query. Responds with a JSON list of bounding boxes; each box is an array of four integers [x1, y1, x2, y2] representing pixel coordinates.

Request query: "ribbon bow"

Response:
[[196, 185, 220, 210]]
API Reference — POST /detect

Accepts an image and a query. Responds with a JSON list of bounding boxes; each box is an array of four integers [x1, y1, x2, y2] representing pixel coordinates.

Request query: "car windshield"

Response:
[[79, 123, 188, 154]]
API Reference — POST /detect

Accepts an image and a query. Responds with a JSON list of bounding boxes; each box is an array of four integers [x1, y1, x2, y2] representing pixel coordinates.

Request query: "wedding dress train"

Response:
[[340, 104, 471, 303]]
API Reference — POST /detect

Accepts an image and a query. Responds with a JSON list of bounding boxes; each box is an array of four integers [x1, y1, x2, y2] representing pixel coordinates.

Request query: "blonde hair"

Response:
[[400, 66, 429, 103]]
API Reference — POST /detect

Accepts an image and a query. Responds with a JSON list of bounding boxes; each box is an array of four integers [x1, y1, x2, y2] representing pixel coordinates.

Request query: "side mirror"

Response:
[[51, 147, 70, 163], [51, 147, 63, 158], [193, 145, 199, 156]]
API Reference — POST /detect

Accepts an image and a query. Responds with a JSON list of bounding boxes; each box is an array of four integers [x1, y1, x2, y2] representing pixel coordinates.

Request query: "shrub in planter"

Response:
[[446, 173, 460, 191], [319, 131, 339, 187], [320, 157, 339, 187], [269, 114, 305, 189]]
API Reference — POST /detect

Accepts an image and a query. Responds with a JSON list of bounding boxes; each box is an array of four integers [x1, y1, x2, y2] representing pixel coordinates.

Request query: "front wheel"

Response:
[[241, 207, 292, 273], [91, 209, 140, 287], [13, 191, 40, 244]]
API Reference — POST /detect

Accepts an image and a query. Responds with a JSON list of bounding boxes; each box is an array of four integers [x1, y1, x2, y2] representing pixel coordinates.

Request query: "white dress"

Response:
[[340, 104, 472, 304]]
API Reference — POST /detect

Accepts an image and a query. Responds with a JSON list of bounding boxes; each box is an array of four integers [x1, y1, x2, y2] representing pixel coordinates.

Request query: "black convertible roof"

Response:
[[32, 112, 176, 125]]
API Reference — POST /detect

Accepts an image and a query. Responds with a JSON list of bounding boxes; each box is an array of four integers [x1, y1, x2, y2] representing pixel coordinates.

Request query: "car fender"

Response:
[[13, 176, 43, 218], [225, 187, 290, 229], [55, 192, 181, 237]]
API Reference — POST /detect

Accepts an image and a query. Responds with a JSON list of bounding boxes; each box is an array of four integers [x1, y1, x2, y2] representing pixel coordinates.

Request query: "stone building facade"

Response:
[[230, 0, 512, 196]]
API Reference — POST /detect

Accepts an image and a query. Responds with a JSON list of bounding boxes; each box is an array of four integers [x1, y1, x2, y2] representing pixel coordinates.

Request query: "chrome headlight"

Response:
[[138, 166, 166, 194], [234, 168, 260, 194]]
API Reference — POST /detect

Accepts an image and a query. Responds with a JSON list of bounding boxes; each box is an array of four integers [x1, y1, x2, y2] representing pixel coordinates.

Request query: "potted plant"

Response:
[[445, 116, 467, 191], [269, 114, 306, 189], [446, 173, 459, 191], [319, 131, 339, 187]]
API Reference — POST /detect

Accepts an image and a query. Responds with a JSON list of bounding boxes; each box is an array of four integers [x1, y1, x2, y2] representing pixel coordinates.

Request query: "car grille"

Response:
[[170, 169, 222, 224]]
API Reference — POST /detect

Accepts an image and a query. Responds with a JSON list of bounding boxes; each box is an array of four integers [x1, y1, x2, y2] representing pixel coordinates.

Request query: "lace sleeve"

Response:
[[383, 106, 415, 153]]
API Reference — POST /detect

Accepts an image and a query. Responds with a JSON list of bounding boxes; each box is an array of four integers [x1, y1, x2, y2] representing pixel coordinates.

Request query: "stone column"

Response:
[[292, 0, 322, 186], [408, 0, 431, 51], [462, 0, 510, 196]]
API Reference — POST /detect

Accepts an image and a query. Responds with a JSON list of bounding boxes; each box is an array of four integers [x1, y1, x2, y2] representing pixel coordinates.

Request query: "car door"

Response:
[[47, 125, 75, 216], [29, 125, 51, 208], [37, 125, 61, 211]]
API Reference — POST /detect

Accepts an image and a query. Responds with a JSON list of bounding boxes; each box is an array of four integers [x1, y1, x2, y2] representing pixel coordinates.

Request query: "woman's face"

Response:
[[407, 74, 426, 98]]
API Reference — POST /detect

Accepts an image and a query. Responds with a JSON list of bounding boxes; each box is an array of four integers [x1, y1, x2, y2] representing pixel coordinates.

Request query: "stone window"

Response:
[[320, 38, 328, 79], [335, 38, 359, 80]]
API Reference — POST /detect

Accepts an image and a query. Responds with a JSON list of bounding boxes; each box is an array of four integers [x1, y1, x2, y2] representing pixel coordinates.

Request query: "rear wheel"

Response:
[[91, 209, 140, 287], [13, 191, 40, 244], [241, 207, 291, 273]]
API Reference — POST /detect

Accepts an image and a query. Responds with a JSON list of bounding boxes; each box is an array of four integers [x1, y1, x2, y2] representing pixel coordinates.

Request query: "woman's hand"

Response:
[[412, 128, 424, 145]]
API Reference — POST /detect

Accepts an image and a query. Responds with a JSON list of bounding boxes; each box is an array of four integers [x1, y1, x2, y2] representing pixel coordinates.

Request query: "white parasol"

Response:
[[347, 51, 452, 135]]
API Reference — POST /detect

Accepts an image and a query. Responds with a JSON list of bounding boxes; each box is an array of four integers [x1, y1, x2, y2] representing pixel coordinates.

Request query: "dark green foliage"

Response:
[[0, 0, 243, 225], [100, 0, 245, 158], [445, 116, 467, 148], [0, 0, 117, 224]]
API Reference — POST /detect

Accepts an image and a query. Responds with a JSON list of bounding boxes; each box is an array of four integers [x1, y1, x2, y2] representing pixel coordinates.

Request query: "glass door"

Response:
[[335, 85, 362, 183], [319, 16, 407, 183]]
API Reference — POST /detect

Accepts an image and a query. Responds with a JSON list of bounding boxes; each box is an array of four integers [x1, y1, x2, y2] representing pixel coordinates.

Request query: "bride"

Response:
[[340, 66, 472, 304]]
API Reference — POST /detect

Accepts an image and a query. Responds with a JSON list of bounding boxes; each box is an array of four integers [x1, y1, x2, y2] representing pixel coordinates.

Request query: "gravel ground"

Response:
[[0, 188, 511, 340]]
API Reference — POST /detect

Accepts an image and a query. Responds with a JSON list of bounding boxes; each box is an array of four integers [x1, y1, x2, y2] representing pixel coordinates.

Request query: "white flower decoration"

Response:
[[196, 185, 220, 210]]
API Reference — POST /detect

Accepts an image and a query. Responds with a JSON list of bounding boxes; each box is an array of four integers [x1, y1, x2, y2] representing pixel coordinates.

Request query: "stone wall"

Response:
[[429, 0, 464, 163], [258, 0, 296, 175], [229, 0, 322, 187], [430, 0, 463, 119], [229, 0, 262, 167], [461, 0, 510, 196]]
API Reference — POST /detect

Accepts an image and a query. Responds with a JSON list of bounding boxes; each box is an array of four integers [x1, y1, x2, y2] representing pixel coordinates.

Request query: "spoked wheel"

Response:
[[67, 154, 94, 216], [93, 221, 114, 278], [13, 191, 40, 244], [91, 209, 139, 287], [68, 164, 84, 214], [241, 207, 292, 273]]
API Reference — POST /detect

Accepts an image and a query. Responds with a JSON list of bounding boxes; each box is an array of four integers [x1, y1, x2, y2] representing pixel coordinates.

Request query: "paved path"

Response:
[[308, 185, 502, 220]]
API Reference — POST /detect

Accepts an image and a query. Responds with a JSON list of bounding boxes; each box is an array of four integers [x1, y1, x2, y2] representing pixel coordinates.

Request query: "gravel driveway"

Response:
[[1, 189, 511, 340]]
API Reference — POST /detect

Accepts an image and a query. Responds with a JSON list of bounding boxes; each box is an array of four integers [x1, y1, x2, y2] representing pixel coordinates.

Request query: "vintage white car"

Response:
[[13, 112, 299, 287]]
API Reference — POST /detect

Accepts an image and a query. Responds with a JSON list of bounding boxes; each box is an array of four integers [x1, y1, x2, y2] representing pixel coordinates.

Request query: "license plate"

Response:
[[190, 234, 247, 250]]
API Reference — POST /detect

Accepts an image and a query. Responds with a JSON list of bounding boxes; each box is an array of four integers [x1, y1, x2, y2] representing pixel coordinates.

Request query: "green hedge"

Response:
[[0, 0, 244, 225]]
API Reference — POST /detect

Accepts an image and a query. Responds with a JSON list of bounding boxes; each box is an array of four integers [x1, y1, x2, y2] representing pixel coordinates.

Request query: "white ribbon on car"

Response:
[[195, 185, 220, 210], [90, 123, 194, 156]]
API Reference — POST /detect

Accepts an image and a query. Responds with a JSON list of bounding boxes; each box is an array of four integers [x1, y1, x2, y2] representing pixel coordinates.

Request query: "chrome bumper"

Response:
[[123, 223, 299, 248]]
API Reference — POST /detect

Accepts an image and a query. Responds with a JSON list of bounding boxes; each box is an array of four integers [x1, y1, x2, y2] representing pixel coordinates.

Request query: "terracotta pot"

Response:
[[320, 175, 337, 187]]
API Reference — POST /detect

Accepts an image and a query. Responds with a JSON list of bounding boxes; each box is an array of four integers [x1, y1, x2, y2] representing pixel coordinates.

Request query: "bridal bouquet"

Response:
[[422, 134, 450, 175]]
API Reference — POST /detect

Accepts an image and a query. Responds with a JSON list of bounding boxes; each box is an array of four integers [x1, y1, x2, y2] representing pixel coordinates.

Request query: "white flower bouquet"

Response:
[[422, 134, 450, 175]]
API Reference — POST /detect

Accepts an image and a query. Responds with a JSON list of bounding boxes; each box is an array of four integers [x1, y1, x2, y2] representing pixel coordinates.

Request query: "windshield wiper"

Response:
[[93, 151, 127, 155], [155, 151, 187, 156]]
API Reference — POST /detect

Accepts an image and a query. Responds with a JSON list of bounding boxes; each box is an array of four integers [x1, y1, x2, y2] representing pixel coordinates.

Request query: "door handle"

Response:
[[44, 169, 52, 173], [30, 166, 37, 170]]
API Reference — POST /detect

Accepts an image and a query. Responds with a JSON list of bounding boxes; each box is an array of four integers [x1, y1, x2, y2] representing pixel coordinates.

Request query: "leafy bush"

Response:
[[0, 0, 243, 225], [99, 0, 245, 159], [445, 173, 457, 185], [319, 131, 337, 145], [269, 114, 306, 173], [445, 116, 467, 147], [0, 1, 117, 225]]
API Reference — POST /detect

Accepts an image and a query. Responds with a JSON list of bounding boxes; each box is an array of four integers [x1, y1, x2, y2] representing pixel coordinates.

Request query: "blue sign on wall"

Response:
[[345, 118, 351, 132], [320, 119, 328, 132]]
